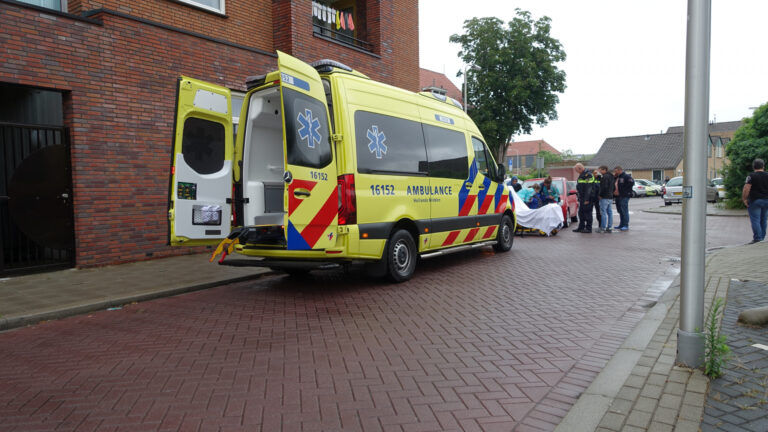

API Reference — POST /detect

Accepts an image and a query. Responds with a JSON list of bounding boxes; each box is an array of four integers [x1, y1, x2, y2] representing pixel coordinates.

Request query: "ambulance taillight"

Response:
[[337, 174, 357, 225]]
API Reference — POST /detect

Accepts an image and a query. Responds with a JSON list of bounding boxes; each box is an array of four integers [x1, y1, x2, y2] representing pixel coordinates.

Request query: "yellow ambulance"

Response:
[[169, 51, 515, 282]]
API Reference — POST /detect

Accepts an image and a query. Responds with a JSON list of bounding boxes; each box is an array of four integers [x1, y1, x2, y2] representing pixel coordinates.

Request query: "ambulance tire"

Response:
[[387, 229, 417, 283], [493, 214, 514, 252]]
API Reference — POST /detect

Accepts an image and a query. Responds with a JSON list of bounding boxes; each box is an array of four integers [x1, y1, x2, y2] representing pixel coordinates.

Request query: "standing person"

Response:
[[597, 165, 615, 233], [742, 158, 768, 244], [573, 163, 595, 233], [592, 169, 602, 230], [510, 176, 522, 192], [613, 166, 634, 231], [540, 176, 559, 205]]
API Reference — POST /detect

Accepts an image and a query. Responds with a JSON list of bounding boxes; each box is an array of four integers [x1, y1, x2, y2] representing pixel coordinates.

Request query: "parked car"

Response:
[[632, 183, 647, 197], [635, 179, 662, 196], [711, 177, 726, 199], [520, 177, 579, 227], [663, 176, 718, 205]]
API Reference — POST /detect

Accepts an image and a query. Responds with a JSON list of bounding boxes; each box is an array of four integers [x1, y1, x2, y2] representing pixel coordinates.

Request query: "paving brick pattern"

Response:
[[591, 240, 768, 432], [702, 280, 768, 432], [0, 200, 754, 431]]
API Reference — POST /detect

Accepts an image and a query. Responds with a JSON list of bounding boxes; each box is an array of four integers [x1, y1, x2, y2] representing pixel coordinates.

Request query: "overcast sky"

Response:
[[418, 0, 768, 155]]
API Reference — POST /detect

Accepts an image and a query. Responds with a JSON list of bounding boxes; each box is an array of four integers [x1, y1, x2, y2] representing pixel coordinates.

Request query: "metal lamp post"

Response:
[[463, 64, 481, 113], [677, 0, 711, 368]]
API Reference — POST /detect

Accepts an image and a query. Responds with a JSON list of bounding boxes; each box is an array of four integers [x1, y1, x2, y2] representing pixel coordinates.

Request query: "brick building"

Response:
[[0, 0, 418, 275], [503, 139, 561, 176]]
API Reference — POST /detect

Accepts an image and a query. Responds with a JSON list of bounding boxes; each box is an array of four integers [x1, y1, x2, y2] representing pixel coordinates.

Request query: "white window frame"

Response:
[[176, 0, 225, 14]]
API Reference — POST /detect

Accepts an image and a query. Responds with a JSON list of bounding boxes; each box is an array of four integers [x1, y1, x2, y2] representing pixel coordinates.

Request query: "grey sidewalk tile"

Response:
[[673, 419, 702, 432], [668, 369, 690, 384], [623, 374, 646, 389], [631, 365, 651, 377], [640, 384, 663, 399], [652, 406, 678, 425], [678, 403, 704, 422], [658, 394, 682, 410], [686, 371, 708, 393], [646, 373, 668, 387], [682, 389, 706, 407], [607, 398, 632, 415], [634, 396, 658, 414], [597, 412, 625, 431], [663, 381, 686, 396], [615, 387, 640, 402], [648, 421, 674, 432], [625, 410, 652, 429]]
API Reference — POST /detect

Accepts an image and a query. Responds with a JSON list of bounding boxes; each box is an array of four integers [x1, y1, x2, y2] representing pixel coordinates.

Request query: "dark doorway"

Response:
[[1, 84, 75, 276]]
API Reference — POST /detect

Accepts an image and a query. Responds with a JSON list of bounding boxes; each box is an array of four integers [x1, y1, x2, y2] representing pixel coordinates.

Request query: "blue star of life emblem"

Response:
[[367, 125, 387, 159], [297, 109, 321, 149]]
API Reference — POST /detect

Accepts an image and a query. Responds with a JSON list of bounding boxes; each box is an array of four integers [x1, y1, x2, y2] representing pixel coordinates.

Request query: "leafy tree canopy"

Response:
[[722, 102, 768, 208], [450, 11, 566, 161]]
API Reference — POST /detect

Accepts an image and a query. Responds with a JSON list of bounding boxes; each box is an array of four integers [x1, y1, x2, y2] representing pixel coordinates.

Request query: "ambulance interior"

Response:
[[241, 87, 285, 227]]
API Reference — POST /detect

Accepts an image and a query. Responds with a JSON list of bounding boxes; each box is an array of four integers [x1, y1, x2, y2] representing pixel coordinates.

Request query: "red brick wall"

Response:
[[272, 0, 419, 92], [68, 0, 274, 53], [0, 3, 275, 267]]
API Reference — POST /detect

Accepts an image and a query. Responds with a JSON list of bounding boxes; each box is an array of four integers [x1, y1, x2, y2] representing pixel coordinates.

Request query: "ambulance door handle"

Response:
[[293, 189, 311, 198], [478, 184, 486, 190], [464, 182, 472, 190]]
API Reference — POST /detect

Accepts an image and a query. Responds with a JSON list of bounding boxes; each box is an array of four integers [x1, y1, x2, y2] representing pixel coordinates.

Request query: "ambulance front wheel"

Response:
[[493, 214, 514, 252], [387, 229, 417, 283]]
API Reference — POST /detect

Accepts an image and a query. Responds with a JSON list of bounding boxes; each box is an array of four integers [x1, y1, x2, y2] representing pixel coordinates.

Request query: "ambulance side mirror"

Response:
[[497, 163, 506, 182]]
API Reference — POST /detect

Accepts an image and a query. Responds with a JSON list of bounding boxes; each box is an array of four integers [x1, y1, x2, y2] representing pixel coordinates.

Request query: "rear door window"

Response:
[[283, 87, 332, 168], [181, 117, 225, 175]]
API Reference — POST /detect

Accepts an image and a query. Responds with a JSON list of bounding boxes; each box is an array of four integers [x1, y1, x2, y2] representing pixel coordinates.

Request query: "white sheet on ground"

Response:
[[509, 187, 564, 236]]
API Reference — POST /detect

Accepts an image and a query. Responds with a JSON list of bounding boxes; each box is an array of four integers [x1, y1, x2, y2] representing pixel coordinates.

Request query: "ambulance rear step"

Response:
[[420, 241, 496, 259], [218, 258, 341, 271]]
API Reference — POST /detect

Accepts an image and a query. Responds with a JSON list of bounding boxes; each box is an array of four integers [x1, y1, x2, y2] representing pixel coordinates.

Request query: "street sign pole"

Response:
[[677, 0, 711, 368]]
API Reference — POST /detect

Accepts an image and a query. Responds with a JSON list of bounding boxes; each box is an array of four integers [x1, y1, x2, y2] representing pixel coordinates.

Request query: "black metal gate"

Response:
[[1, 122, 75, 276]]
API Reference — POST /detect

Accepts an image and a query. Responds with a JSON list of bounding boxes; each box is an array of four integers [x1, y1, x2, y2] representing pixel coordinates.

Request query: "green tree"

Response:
[[450, 11, 566, 161], [722, 103, 768, 208]]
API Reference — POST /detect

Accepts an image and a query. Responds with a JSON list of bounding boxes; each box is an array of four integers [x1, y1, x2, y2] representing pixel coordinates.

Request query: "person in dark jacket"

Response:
[[613, 166, 634, 231], [510, 176, 522, 192], [592, 169, 602, 230], [573, 163, 595, 233], [597, 165, 615, 233]]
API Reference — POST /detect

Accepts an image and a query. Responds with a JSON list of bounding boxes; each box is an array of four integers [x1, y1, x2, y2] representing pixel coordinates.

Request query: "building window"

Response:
[[312, 0, 371, 52], [16, 0, 67, 12], [176, 0, 224, 14]]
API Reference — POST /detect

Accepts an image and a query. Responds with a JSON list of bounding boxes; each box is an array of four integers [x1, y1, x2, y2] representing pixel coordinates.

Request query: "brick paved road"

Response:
[[703, 280, 768, 432], [0, 199, 752, 432]]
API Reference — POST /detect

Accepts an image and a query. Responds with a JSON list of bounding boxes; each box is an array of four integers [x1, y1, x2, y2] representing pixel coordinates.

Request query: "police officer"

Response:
[[573, 163, 595, 233]]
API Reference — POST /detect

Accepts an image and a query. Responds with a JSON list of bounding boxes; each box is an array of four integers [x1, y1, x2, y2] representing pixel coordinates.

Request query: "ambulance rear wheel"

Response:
[[493, 214, 514, 252], [387, 229, 416, 283]]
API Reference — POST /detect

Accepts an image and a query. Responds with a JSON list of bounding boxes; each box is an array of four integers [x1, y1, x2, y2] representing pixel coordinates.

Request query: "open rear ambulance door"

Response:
[[169, 77, 233, 246], [277, 51, 339, 251]]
